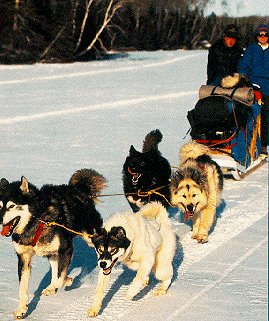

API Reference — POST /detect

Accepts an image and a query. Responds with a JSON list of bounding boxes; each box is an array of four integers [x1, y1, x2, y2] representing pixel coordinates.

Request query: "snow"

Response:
[[0, 50, 268, 321]]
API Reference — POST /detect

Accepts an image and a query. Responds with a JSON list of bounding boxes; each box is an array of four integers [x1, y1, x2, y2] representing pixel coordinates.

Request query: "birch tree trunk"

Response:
[[13, 0, 21, 31], [76, 0, 125, 57]]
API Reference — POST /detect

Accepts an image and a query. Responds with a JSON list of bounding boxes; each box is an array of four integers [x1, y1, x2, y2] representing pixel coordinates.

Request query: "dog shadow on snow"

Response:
[[26, 237, 97, 316], [97, 242, 183, 316], [209, 199, 226, 235], [97, 208, 186, 316], [27, 201, 226, 317], [97, 261, 181, 317], [168, 199, 226, 279], [96, 201, 227, 316]]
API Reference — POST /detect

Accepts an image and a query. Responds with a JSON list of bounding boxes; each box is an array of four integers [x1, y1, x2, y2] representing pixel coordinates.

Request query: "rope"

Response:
[[39, 184, 177, 238], [95, 184, 178, 208], [136, 185, 176, 208], [95, 185, 169, 199], [41, 220, 94, 238]]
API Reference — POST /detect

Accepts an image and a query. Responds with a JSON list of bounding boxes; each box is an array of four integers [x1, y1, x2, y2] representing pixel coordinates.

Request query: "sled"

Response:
[[209, 148, 267, 180], [187, 86, 267, 180]]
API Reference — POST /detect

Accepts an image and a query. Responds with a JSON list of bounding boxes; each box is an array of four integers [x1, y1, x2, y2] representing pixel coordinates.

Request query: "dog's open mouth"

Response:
[[1, 217, 20, 237], [131, 173, 141, 184], [128, 167, 141, 185], [102, 259, 118, 275]]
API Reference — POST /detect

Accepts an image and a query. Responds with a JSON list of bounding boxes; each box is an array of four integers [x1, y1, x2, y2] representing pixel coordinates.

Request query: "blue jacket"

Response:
[[238, 43, 269, 95]]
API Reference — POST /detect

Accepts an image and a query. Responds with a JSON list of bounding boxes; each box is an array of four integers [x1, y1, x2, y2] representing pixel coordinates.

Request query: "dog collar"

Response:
[[127, 167, 141, 184]]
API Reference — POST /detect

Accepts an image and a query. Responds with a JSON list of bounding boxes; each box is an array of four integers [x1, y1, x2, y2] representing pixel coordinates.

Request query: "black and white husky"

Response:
[[0, 169, 105, 319], [88, 202, 176, 317]]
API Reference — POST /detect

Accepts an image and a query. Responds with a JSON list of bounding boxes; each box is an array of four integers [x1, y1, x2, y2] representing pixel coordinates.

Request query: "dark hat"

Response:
[[255, 24, 269, 34], [223, 24, 239, 39]]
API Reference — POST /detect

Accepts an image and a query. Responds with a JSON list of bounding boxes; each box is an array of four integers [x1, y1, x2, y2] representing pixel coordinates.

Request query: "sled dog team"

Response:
[[0, 129, 223, 319]]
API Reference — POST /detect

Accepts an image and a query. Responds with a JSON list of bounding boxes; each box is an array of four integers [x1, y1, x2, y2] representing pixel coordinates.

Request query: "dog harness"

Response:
[[32, 221, 45, 246]]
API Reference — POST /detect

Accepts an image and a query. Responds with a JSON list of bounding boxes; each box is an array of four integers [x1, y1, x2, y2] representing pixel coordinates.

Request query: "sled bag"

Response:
[[187, 96, 236, 139], [199, 85, 254, 107]]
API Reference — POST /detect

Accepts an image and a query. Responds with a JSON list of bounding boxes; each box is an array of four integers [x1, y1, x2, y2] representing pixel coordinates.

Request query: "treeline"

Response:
[[0, 0, 268, 64]]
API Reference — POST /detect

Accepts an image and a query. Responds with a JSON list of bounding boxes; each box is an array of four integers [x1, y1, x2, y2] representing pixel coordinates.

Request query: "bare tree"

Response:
[[13, 0, 21, 31], [75, 0, 126, 57], [75, 0, 94, 50]]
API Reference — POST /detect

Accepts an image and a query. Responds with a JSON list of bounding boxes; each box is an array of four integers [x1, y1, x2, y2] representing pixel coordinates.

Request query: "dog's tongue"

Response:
[[1, 224, 11, 236]]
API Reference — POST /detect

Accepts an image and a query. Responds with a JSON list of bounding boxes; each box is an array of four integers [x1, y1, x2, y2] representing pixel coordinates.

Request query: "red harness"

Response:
[[32, 221, 45, 246]]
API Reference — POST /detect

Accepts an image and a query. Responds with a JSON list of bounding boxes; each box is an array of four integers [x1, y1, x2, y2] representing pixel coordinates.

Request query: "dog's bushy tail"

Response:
[[69, 169, 106, 203], [139, 201, 169, 227], [221, 73, 241, 88], [179, 140, 210, 164], [139, 202, 176, 265], [142, 129, 162, 153]]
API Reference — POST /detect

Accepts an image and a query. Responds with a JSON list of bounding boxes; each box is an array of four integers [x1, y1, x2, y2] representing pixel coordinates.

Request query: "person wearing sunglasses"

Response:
[[206, 24, 244, 86], [238, 24, 269, 155]]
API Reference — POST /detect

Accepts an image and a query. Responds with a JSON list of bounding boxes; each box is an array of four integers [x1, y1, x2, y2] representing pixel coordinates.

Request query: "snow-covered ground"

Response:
[[0, 50, 267, 321]]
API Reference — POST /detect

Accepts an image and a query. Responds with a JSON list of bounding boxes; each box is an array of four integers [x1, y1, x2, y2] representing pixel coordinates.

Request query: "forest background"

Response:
[[0, 0, 268, 64]]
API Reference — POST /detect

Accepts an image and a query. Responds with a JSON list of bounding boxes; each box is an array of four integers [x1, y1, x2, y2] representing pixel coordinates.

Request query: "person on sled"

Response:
[[207, 24, 244, 86], [238, 24, 269, 155]]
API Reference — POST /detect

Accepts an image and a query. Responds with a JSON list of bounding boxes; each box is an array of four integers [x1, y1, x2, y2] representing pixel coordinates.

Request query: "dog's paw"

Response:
[[191, 233, 198, 240], [154, 287, 167, 296], [197, 234, 208, 243], [87, 306, 100, 317], [143, 276, 149, 286], [42, 286, 56, 296], [64, 276, 74, 287], [13, 305, 28, 319]]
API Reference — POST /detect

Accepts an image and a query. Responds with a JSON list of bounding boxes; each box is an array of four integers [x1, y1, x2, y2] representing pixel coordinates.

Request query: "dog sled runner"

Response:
[[187, 84, 267, 180]]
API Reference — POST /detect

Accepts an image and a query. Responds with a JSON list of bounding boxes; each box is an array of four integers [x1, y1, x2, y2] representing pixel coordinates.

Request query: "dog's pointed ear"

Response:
[[129, 145, 138, 156], [20, 176, 29, 193], [111, 226, 130, 249], [191, 169, 201, 183], [92, 228, 106, 243], [175, 170, 184, 182], [92, 228, 99, 239], [171, 170, 183, 189], [110, 226, 126, 239], [0, 178, 9, 191]]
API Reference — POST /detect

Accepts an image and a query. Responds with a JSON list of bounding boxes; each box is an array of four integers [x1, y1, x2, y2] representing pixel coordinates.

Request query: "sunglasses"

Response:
[[257, 32, 269, 37]]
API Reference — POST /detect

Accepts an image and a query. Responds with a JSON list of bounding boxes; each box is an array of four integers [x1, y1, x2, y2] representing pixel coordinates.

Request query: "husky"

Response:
[[0, 169, 106, 319], [171, 141, 223, 243], [87, 202, 176, 317], [221, 72, 253, 89], [122, 129, 171, 212]]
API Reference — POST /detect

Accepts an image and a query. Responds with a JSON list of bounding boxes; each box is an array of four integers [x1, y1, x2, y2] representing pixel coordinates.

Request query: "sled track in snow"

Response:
[[46, 168, 268, 321], [0, 52, 202, 86], [177, 188, 267, 275], [0, 91, 196, 125], [167, 235, 267, 320]]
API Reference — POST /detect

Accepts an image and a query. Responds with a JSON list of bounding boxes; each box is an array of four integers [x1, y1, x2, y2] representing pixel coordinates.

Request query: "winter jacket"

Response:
[[207, 39, 244, 85], [238, 43, 269, 96]]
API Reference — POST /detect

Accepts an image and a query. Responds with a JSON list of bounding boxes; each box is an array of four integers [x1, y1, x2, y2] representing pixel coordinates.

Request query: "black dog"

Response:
[[0, 169, 105, 319], [122, 129, 171, 212]]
